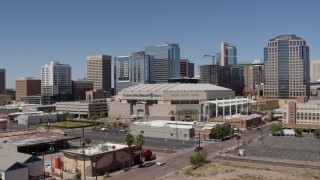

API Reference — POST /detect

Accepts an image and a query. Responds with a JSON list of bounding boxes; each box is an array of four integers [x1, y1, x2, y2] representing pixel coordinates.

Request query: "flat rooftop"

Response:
[[62, 143, 129, 156], [0, 129, 74, 146], [121, 83, 231, 92], [224, 114, 261, 121], [133, 120, 194, 129]]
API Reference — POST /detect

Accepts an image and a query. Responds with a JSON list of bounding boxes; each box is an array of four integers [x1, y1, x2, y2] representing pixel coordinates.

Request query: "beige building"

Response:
[[281, 100, 320, 129], [263, 35, 310, 99], [55, 99, 108, 118], [109, 83, 235, 119], [87, 55, 112, 96], [0, 68, 5, 95], [311, 60, 320, 82], [243, 59, 264, 96], [15, 77, 41, 102], [62, 143, 138, 177], [86, 89, 110, 100]]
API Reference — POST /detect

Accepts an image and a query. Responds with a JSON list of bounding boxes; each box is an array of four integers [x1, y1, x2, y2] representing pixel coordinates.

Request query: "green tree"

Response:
[[190, 150, 207, 168], [124, 133, 134, 169], [305, 127, 311, 134], [65, 112, 75, 120], [90, 114, 100, 126], [293, 128, 303, 137], [210, 125, 233, 139], [269, 123, 283, 134], [99, 112, 106, 119], [313, 129, 320, 138], [135, 134, 145, 166]]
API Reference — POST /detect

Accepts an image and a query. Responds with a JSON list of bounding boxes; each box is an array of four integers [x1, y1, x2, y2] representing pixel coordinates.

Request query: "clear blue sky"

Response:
[[1, 0, 320, 88]]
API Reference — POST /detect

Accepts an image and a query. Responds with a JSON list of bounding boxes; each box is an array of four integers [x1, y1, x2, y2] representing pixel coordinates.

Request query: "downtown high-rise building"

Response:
[[145, 42, 180, 83], [0, 69, 5, 95], [215, 42, 237, 67], [243, 59, 264, 96], [180, 59, 194, 78], [87, 55, 112, 95], [263, 35, 310, 99], [310, 60, 320, 82], [15, 77, 41, 102], [114, 52, 154, 94], [41, 61, 72, 103], [200, 64, 243, 96]]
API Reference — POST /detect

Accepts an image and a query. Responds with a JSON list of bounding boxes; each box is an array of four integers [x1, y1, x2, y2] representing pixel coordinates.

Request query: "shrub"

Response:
[[123, 167, 129, 172], [143, 149, 153, 161]]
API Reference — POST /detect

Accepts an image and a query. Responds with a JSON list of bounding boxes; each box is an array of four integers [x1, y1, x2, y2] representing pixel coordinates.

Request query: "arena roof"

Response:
[[121, 83, 231, 92]]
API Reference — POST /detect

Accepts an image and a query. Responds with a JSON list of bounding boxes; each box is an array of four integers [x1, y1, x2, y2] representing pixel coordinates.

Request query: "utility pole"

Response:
[[237, 128, 240, 156], [261, 120, 264, 145], [78, 96, 81, 120], [198, 131, 201, 148]]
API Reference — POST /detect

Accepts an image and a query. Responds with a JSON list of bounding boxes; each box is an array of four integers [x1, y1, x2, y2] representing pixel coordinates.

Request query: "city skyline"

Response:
[[1, 0, 320, 88]]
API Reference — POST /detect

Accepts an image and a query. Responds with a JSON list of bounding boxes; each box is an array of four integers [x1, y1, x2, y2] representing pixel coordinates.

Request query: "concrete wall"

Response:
[[109, 103, 131, 118], [3, 166, 28, 180], [130, 125, 193, 140]]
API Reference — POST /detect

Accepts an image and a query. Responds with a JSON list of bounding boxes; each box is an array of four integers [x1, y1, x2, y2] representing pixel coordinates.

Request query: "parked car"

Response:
[[44, 164, 51, 169], [140, 162, 154, 167], [156, 161, 166, 166], [119, 128, 128, 134], [194, 147, 203, 152], [100, 128, 106, 131]]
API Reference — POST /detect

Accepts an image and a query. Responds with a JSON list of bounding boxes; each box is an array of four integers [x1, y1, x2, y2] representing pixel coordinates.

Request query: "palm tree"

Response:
[[135, 134, 145, 166], [124, 132, 134, 169]]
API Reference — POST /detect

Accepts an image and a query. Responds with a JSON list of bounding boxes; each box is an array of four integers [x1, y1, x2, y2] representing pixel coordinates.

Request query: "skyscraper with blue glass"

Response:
[[114, 52, 154, 94], [145, 42, 180, 83], [263, 35, 310, 99]]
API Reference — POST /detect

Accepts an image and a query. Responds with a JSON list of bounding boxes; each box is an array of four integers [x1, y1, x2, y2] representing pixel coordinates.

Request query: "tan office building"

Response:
[[15, 77, 41, 102], [311, 60, 320, 82], [0, 69, 5, 95], [87, 55, 112, 96], [263, 35, 310, 99]]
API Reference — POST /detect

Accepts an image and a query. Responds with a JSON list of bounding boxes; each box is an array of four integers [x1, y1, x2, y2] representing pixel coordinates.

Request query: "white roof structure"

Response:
[[224, 114, 261, 121], [122, 83, 231, 92], [63, 143, 129, 156], [283, 129, 295, 135], [133, 120, 195, 129]]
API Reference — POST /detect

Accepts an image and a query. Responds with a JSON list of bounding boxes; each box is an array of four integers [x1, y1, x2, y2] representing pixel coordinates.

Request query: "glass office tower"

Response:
[[264, 35, 310, 99], [145, 42, 180, 83], [114, 54, 154, 94]]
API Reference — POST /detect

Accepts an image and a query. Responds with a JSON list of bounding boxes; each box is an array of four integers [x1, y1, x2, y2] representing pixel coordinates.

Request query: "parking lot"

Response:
[[227, 136, 320, 162]]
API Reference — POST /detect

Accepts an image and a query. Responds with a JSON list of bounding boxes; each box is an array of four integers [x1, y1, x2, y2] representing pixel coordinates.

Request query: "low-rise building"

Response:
[[62, 143, 139, 177], [209, 114, 262, 130], [17, 112, 65, 125], [281, 101, 320, 129], [194, 122, 228, 140], [55, 99, 108, 118], [0, 144, 43, 180], [130, 120, 195, 140]]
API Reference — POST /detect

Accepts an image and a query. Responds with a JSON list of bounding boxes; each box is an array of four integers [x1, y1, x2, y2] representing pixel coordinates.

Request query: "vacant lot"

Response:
[[163, 162, 320, 180]]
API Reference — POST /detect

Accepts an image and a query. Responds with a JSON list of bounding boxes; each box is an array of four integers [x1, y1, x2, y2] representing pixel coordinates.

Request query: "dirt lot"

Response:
[[163, 162, 320, 180]]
